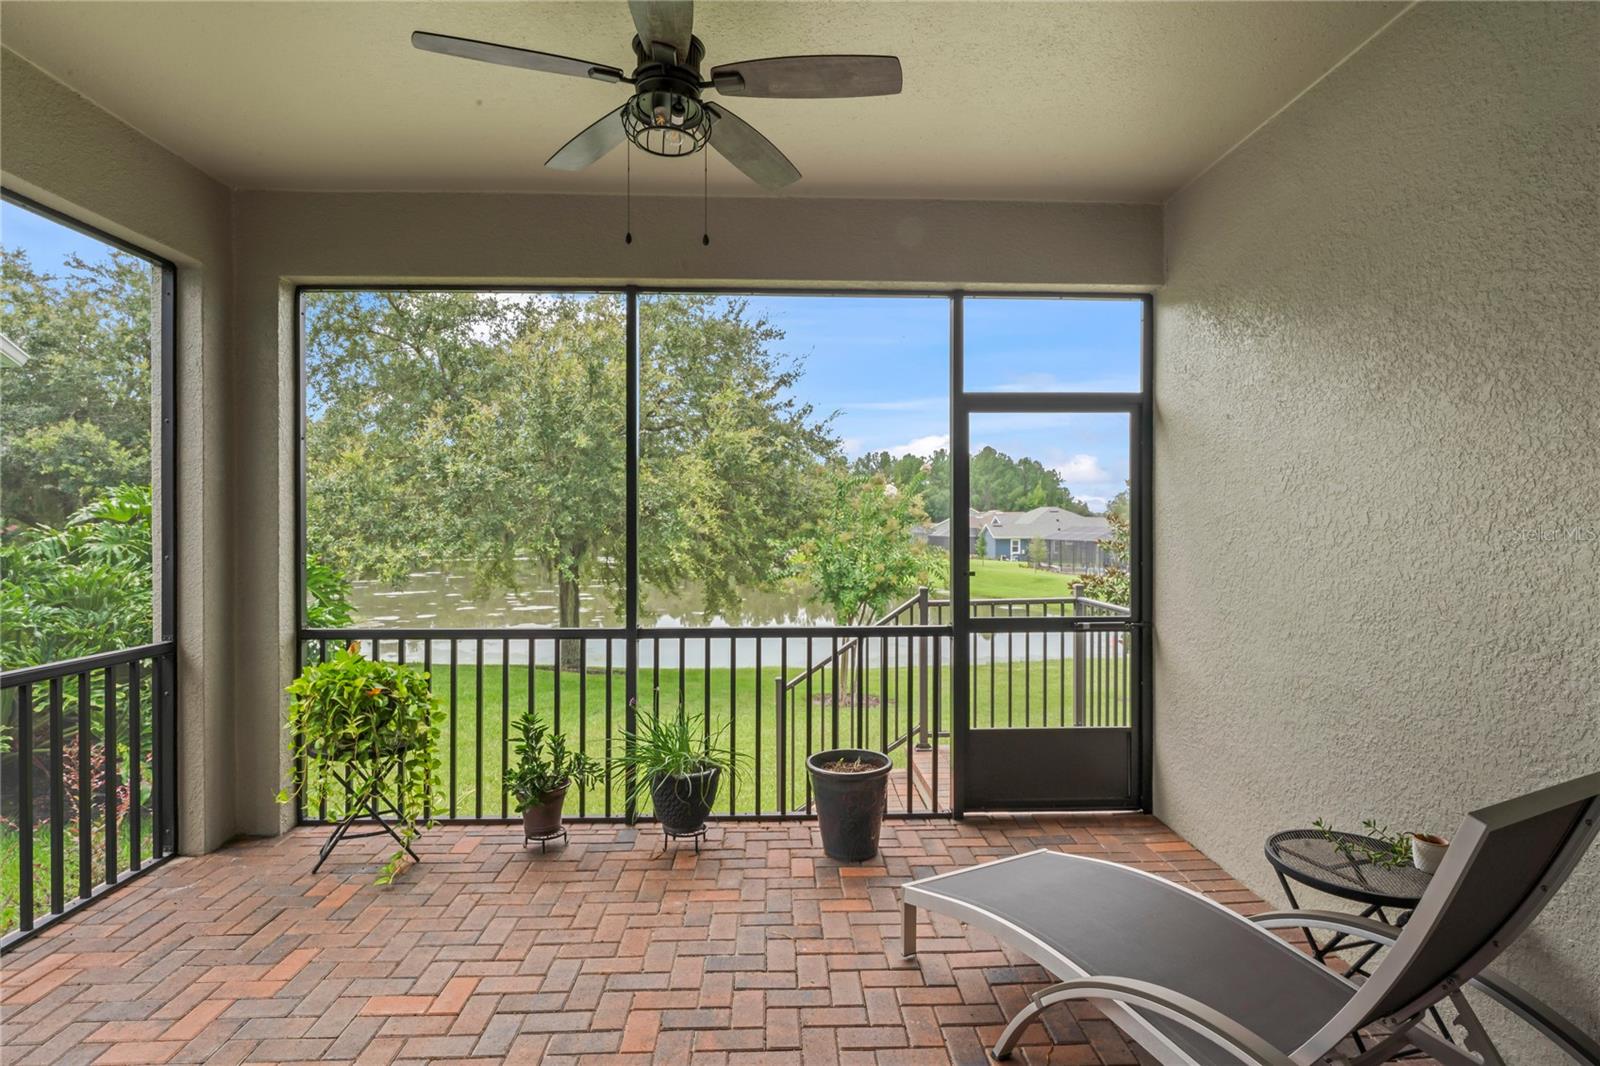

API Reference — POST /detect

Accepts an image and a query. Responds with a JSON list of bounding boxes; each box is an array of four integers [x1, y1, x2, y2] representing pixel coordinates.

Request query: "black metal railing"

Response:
[[299, 624, 950, 823], [299, 589, 1131, 826], [0, 642, 177, 949]]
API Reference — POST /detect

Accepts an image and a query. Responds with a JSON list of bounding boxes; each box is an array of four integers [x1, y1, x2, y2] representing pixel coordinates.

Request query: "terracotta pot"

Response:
[[522, 783, 570, 838]]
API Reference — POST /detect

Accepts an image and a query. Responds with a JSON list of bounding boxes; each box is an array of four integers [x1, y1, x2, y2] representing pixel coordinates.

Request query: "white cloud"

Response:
[[1054, 454, 1111, 483], [1079, 496, 1109, 513], [888, 433, 949, 458]]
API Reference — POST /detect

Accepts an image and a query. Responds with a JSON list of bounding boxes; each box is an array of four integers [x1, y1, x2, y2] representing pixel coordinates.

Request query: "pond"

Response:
[[344, 567, 1106, 670]]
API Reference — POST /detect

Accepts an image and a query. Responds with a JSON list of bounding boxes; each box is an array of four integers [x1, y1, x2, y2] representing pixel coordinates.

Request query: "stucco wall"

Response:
[[1, 48, 237, 853], [1154, 1, 1599, 1051]]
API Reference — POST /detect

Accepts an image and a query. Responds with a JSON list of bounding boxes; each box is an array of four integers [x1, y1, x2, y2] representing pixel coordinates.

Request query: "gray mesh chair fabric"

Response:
[[905, 851, 1352, 1061]]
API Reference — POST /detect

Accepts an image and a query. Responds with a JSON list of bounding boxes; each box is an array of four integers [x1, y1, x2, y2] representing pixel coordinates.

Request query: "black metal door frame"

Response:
[[949, 294, 1153, 815]]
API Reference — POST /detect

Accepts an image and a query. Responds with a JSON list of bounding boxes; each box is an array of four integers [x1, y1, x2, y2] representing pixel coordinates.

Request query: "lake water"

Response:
[[344, 568, 1118, 670]]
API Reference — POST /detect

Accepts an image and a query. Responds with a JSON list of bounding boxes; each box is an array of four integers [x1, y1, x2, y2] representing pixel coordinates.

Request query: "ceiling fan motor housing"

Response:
[[623, 34, 712, 157]]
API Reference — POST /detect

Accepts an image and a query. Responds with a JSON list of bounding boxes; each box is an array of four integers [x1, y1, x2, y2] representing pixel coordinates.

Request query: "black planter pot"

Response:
[[649, 766, 721, 835], [807, 749, 891, 862]]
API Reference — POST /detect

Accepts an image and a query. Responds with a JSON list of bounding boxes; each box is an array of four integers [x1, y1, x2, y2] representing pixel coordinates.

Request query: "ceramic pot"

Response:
[[1411, 832, 1449, 873], [650, 767, 721, 835]]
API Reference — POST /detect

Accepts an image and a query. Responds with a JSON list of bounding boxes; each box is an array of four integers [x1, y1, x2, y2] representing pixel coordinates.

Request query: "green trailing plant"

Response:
[[304, 553, 356, 629], [1312, 817, 1412, 869], [508, 713, 604, 807], [614, 697, 749, 810], [279, 643, 443, 883]]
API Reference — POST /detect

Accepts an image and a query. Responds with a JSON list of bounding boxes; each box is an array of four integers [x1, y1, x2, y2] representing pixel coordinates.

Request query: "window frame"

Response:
[[0, 186, 179, 948]]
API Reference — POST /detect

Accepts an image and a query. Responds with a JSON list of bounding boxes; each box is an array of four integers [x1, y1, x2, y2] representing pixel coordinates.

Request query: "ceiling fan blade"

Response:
[[412, 30, 625, 83], [628, 1, 694, 64], [545, 106, 628, 171], [710, 55, 902, 98], [705, 103, 800, 190]]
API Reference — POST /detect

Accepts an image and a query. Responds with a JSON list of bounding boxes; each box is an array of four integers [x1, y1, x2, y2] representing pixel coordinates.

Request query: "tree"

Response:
[[1026, 537, 1049, 569], [1, 249, 158, 529], [792, 471, 945, 626], [1, 484, 153, 668], [1078, 489, 1131, 606], [302, 292, 838, 656]]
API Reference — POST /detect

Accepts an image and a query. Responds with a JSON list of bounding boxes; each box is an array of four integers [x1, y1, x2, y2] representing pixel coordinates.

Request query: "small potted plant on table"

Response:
[[509, 712, 604, 851], [808, 748, 892, 862], [280, 642, 443, 883], [616, 701, 743, 852]]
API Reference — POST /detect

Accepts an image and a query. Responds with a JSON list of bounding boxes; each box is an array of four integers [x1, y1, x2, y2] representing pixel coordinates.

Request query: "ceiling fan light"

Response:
[[622, 91, 711, 158]]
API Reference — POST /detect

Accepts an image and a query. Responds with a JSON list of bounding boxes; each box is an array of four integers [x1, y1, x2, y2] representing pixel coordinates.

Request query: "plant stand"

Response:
[[662, 824, 709, 853], [524, 824, 569, 853], [312, 749, 418, 874]]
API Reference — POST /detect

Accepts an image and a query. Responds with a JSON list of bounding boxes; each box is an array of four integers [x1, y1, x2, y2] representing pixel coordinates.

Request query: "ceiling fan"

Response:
[[412, 1, 902, 191]]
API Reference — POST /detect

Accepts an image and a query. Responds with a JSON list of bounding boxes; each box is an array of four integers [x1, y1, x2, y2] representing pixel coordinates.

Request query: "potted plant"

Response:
[[1410, 832, 1450, 873], [808, 748, 892, 862], [616, 701, 744, 844], [279, 642, 443, 883], [508, 711, 603, 844]]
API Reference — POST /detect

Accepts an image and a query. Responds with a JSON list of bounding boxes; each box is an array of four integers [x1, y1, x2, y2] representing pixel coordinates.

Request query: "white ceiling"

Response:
[[0, 1, 1403, 201]]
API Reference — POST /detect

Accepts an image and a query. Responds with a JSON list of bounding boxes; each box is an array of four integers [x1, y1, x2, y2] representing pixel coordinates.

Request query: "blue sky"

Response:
[[736, 295, 1140, 512], [1, 200, 119, 273]]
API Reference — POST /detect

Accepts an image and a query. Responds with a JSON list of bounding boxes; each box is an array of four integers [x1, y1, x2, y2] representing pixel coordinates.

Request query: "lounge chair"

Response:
[[901, 772, 1600, 1065]]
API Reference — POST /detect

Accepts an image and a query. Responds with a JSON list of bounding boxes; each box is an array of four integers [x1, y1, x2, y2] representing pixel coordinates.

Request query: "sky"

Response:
[[1, 200, 120, 274], [732, 295, 1141, 512], [6, 199, 1142, 513]]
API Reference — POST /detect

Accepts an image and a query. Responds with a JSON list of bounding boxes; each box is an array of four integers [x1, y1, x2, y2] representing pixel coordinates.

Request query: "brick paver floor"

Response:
[[1, 815, 1273, 1065]]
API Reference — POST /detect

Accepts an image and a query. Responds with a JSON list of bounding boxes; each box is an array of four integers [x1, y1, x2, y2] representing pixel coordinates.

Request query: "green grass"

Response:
[[967, 559, 1084, 601], [300, 646, 1131, 823], [1, 813, 156, 937]]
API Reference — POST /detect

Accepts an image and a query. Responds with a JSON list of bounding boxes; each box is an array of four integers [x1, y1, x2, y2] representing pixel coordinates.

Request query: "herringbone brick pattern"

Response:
[[1, 816, 1268, 1065]]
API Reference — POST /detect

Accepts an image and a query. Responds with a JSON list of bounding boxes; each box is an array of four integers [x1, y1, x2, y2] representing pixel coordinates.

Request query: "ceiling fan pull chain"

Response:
[[625, 139, 633, 245], [702, 148, 710, 246]]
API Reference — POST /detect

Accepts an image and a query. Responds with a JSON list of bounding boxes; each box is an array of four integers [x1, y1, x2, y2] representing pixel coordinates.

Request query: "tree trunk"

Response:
[[558, 572, 582, 672]]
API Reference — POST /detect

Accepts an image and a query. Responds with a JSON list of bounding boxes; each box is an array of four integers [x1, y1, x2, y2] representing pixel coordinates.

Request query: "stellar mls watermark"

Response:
[[1501, 526, 1598, 547]]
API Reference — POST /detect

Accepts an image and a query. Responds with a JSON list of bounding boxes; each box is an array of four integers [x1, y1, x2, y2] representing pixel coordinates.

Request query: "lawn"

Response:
[[966, 559, 1085, 601]]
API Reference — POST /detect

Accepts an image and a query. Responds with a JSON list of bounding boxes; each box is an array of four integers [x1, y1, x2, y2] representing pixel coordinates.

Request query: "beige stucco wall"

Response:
[[1154, 1, 1599, 1050], [226, 191, 1165, 836], [1, 48, 237, 853]]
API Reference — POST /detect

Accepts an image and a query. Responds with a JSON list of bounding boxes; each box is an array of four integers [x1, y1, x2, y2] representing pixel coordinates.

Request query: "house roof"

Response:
[[985, 507, 1110, 544], [925, 507, 1110, 544]]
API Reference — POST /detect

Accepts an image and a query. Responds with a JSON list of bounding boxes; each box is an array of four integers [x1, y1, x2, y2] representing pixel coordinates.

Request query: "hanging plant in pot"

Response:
[[616, 700, 746, 849], [808, 748, 892, 862], [508, 712, 604, 848]]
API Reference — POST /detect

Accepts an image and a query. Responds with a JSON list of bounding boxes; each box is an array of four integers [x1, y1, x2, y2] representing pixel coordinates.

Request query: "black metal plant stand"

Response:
[[312, 747, 418, 874], [662, 824, 709, 853], [524, 825, 569, 853]]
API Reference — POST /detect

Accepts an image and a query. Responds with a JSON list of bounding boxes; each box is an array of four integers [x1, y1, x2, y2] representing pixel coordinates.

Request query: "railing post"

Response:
[[916, 586, 931, 750], [774, 676, 787, 814], [1072, 583, 1087, 728]]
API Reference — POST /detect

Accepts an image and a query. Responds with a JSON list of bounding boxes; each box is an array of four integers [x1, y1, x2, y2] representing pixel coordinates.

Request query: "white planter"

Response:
[[1411, 833, 1449, 873]]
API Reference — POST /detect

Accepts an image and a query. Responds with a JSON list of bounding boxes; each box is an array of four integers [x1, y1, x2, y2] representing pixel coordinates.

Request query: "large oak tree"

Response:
[[303, 291, 839, 645]]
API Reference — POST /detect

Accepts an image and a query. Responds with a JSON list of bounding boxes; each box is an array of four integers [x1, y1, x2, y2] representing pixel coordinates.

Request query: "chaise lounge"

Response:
[[902, 772, 1600, 1065]]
